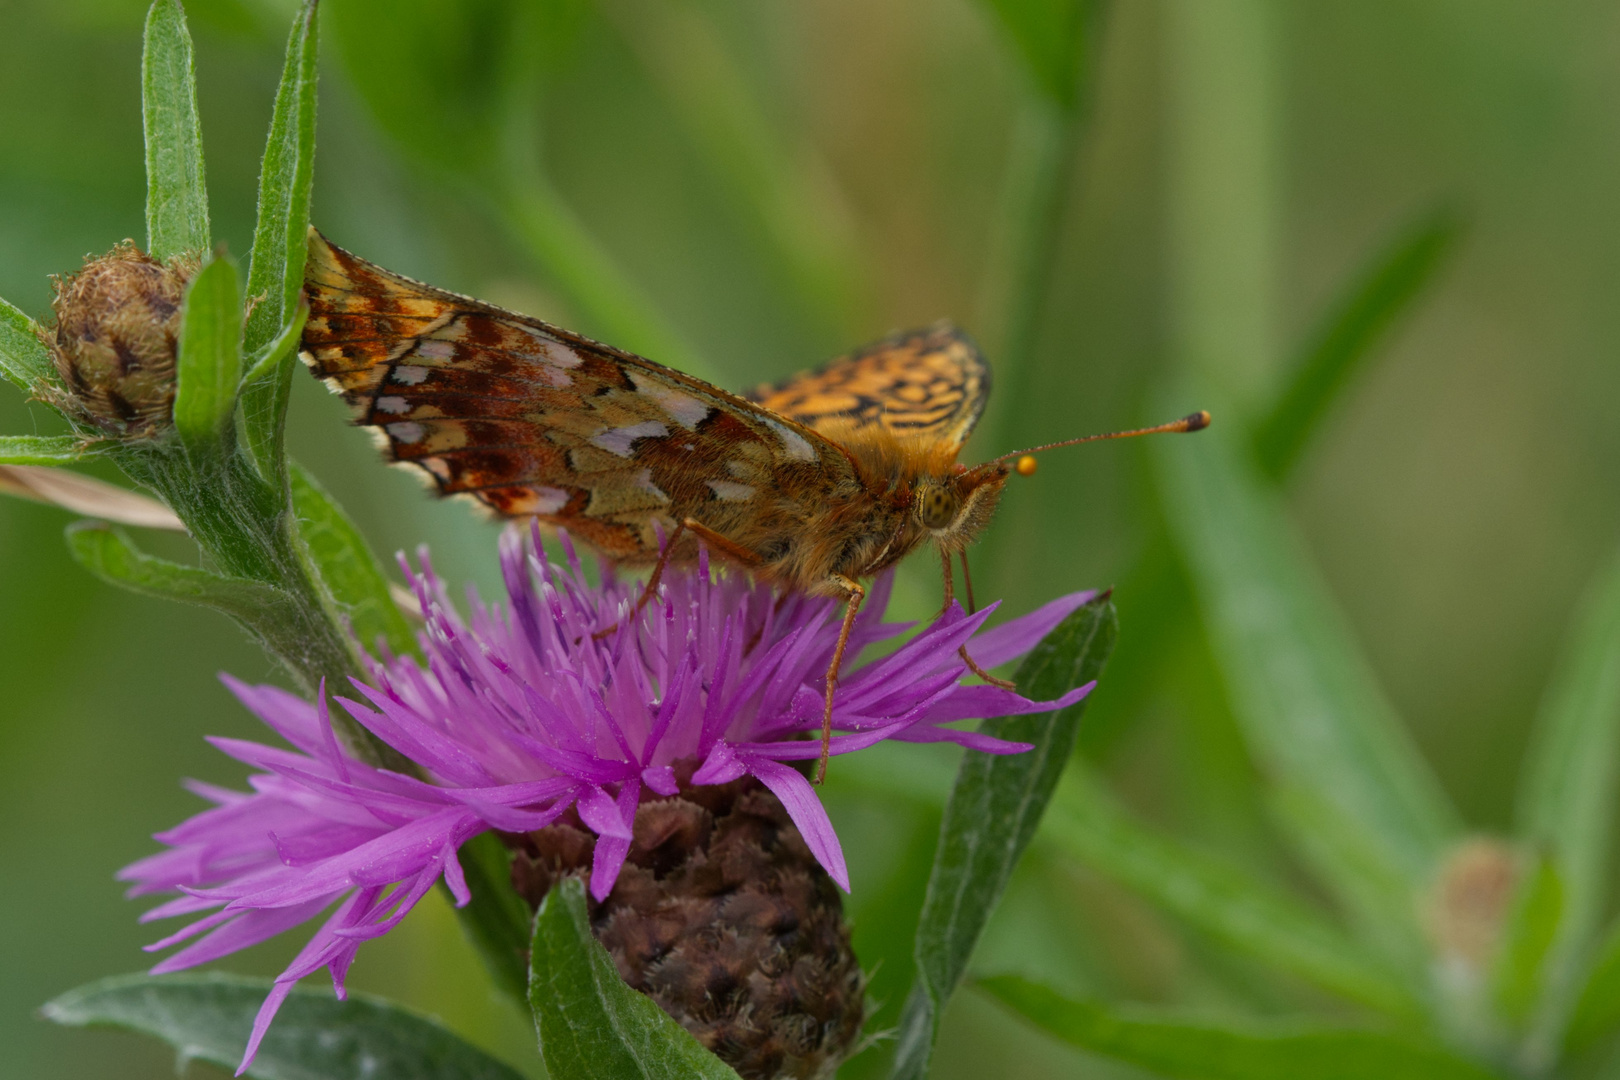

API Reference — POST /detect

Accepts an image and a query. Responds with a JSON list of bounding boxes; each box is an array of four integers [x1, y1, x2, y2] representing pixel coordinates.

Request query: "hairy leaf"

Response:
[[529, 877, 741, 1079], [289, 461, 416, 660], [0, 436, 92, 466], [43, 971, 526, 1080], [172, 254, 244, 447], [241, 0, 319, 484], [0, 296, 52, 390], [981, 975, 1506, 1080], [67, 521, 282, 619], [890, 595, 1116, 1080], [142, 0, 210, 259]]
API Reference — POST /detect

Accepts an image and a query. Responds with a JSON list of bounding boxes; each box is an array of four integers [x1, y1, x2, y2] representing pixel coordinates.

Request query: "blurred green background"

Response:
[[5, 0, 1620, 1077]]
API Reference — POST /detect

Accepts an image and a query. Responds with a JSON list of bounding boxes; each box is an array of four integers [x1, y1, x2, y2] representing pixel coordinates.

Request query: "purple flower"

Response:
[[121, 524, 1096, 1073]]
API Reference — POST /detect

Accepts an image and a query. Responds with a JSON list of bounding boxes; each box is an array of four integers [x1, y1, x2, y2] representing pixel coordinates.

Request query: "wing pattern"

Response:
[[746, 323, 991, 455], [300, 230, 861, 564]]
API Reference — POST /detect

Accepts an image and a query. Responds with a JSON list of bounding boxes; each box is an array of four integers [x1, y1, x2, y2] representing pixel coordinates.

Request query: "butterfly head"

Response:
[[913, 464, 1009, 551]]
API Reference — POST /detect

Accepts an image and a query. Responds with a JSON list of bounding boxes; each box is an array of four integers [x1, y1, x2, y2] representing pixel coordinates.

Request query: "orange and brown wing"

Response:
[[299, 230, 860, 564], [746, 323, 990, 455]]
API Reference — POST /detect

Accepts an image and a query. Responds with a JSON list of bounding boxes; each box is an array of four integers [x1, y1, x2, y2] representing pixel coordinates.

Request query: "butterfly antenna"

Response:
[[993, 410, 1211, 473]]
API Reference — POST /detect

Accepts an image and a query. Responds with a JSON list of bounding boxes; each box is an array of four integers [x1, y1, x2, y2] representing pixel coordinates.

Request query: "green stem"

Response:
[[115, 439, 400, 768]]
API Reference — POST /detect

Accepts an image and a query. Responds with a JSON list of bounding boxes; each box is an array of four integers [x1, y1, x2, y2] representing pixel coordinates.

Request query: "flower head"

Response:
[[123, 524, 1096, 1072]]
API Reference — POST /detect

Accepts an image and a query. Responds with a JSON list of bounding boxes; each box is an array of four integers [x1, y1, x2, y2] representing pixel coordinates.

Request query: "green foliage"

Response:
[[1492, 852, 1564, 1025], [980, 976, 1507, 1080], [974, 0, 1093, 110], [1564, 915, 1620, 1050], [529, 878, 741, 1080], [0, 297, 51, 391], [241, 0, 319, 485], [891, 595, 1117, 1080], [0, 435, 92, 465], [289, 461, 416, 660], [141, 0, 210, 261], [451, 832, 535, 1008], [1156, 410, 1459, 953], [42, 972, 528, 1080], [1253, 207, 1464, 479], [1043, 768, 1420, 1016], [172, 253, 243, 448]]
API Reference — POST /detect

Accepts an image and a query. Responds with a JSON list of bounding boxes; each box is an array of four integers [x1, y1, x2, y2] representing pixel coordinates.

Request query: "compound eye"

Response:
[[920, 486, 958, 530]]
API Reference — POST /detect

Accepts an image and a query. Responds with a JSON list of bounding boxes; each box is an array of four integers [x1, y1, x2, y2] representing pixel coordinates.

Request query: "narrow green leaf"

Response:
[[529, 877, 741, 1080], [890, 595, 1117, 1080], [1155, 407, 1460, 941], [1492, 852, 1564, 1023], [0, 296, 52, 390], [0, 435, 91, 465], [172, 254, 244, 447], [67, 520, 282, 620], [43, 971, 527, 1080], [289, 461, 416, 659], [241, 0, 318, 483], [242, 299, 308, 387], [1513, 545, 1620, 1059], [1564, 915, 1620, 1051], [974, 0, 1093, 110], [980, 975, 1507, 1080], [1043, 768, 1420, 1017], [452, 832, 534, 1008], [142, 0, 210, 259], [1254, 207, 1462, 479]]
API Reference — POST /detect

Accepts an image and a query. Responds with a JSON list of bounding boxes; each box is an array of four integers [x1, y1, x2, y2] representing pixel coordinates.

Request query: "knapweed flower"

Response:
[[122, 524, 1097, 1076]]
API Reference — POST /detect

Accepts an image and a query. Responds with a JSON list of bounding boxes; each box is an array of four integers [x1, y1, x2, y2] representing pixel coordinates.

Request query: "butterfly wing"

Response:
[[745, 323, 991, 456], [300, 230, 863, 565]]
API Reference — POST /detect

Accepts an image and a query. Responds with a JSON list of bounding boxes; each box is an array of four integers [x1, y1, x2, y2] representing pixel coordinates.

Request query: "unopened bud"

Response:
[[1425, 836, 1520, 973], [508, 769, 865, 1080], [45, 242, 193, 436]]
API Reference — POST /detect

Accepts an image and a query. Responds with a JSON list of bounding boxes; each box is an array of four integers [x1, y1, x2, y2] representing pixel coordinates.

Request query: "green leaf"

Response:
[[1512, 545, 1620, 1058], [1155, 406, 1460, 943], [1564, 915, 1620, 1051], [1253, 207, 1462, 479], [43, 971, 527, 1080], [1043, 768, 1420, 1017], [974, 0, 1093, 110], [0, 295, 52, 391], [289, 461, 416, 660], [980, 975, 1507, 1080], [67, 520, 282, 620], [172, 253, 244, 447], [1492, 851, 1564, 1024], [241, 0, 319, 484], [452, 831, 534, 1008], [0, 435, 92, 465], [529, 877, 742, 1080], [142, 0, 210, 259], [890, 594, 1117, 1080], [242, 299, 308, 386]]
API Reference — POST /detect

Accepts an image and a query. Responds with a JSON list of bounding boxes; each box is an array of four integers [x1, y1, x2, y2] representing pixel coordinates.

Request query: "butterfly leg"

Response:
[[591, 518, 690, 640], [951, 550, 1015, 689], [935, 547, 956, 620], [816, 574, 865, 786]]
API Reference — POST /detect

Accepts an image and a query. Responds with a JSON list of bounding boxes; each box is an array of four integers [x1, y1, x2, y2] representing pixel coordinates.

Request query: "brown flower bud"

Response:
[[45, 242, 193, 436], [508, 768, 865, 1080]]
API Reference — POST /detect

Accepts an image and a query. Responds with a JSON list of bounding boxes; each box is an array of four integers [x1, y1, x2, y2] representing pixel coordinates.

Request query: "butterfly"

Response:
[[299, 230, 1207, 780]]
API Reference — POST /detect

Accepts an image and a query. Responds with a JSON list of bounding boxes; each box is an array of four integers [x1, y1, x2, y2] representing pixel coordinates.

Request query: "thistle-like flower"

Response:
[[122, 525, 1097, 1077]]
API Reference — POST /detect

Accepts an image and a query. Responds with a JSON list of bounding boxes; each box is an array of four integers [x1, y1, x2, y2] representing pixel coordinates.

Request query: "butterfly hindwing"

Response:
[[300, 230, 862, 563], [745, 323, 990, 455]]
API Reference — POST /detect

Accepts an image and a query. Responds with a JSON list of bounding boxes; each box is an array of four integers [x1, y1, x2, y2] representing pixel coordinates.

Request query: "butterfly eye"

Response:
[[918, 486, 959, 530]]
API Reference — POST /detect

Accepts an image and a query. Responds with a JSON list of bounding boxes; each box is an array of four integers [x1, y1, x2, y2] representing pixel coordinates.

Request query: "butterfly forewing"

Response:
[[300, 230, 862, 564], [746, 324, 990, 454]]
